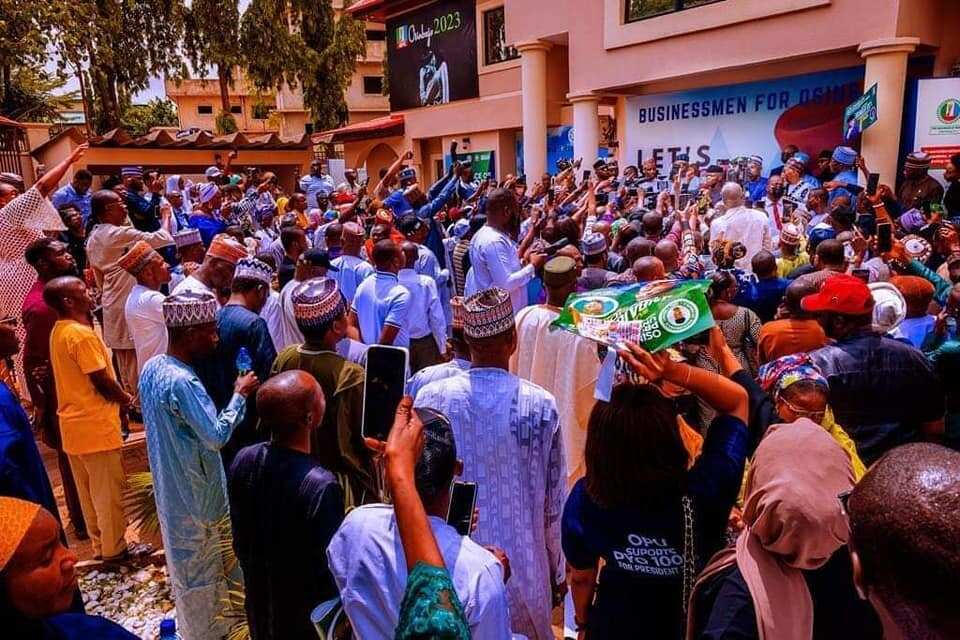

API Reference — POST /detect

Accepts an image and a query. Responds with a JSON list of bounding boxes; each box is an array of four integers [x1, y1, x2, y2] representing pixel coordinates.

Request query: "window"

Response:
[[363, 76, 384, 95], [366, 29, 386, 41], [625, 0, 725, 22], [230, 104, 243, 114], [197, 104, 214, 115], [482, 7, 519, 66], [252, 103, 271, 120]]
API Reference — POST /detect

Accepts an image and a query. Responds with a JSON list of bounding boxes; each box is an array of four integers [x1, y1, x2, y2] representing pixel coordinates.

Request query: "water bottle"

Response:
[[158, 619, 181, 640], [236, 346, 253, 375]]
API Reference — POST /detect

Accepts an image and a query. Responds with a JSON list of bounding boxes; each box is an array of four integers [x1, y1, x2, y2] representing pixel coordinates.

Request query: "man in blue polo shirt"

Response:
[[349, 239, 411, 347], [51, 169, 93, 223]]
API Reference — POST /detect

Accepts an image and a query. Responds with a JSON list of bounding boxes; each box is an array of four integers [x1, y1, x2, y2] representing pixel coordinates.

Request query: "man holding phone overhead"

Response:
[[414, 287, 565, 640], [327, 403, 512, 640]]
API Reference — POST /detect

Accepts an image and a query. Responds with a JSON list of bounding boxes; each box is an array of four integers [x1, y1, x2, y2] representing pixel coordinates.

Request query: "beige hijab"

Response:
[[686, 419, 854, 640]]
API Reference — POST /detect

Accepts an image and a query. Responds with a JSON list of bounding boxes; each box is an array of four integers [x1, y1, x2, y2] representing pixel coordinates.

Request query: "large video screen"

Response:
[[386, 0, 479, 111]]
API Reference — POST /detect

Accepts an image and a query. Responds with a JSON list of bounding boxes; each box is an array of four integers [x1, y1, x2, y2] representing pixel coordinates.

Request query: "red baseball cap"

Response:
[[801, 274, 875, 315]]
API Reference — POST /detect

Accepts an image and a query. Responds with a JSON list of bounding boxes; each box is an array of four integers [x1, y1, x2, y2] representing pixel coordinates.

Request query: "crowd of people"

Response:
[[0, 135, 959, 640]]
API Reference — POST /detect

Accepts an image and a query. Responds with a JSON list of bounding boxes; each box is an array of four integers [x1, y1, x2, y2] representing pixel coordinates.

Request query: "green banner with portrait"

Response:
[[552, 279, 715, 352]]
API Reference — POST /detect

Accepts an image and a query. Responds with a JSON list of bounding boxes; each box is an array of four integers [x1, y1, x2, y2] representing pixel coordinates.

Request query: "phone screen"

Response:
[[866, 172, 880, 196], [447, 481, 477, 537], [852, 268, 871, 283], [362, 345, 409, 441], [877, 222, 893, 253], [582, 170, 591, 183]]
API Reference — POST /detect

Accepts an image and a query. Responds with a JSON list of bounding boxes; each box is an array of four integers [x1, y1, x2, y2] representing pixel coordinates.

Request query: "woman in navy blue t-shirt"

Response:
[[562, 334, 751, 639]]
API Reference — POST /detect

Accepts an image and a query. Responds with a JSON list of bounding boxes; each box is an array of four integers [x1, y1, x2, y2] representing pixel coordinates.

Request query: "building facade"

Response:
[[333, 0, 959, 191], [167, 3, 389, 139]]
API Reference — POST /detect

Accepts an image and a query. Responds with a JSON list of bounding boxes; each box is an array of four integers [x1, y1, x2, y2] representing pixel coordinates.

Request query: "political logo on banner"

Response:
[[625, 67, 864, 177], [914, 78, 960, 187], [843, 84, 878, 142], [386, 0, 479, 112], [445, 151, 496, 181]]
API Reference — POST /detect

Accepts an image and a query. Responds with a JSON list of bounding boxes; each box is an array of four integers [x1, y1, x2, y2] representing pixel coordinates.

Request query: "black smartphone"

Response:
[[852, 268, 871, 283], [546, 188, 555, 205], [447, 481, 477, 537], [362, 345, 409, 441], [876, 221, 893, 253], [543, 238, 570, 256], [582, 169, 591, 183], [866, 172, 880, 196]]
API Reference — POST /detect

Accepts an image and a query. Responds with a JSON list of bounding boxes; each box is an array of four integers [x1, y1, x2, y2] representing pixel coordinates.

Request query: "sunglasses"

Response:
[[838, 489, 853, 515]]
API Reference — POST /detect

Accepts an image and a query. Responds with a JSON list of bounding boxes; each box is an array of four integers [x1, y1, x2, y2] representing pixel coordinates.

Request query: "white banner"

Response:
[[625, 67, 864, 176], [914, 77, 960, 187]]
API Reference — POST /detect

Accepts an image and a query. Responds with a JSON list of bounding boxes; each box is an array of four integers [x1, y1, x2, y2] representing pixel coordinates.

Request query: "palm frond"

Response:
[[123, 471, 161, 538]]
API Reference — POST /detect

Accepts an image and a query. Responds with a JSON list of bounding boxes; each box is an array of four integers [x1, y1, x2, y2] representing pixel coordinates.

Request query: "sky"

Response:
[[52, 0, 253, 103]]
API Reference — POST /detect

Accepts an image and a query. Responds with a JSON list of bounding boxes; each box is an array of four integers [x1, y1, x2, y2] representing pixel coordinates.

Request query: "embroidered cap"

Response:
[[118, 240, 161, 275], [163, 291, 219, 328], [205, 165, 222, 179], [581, 232, 607, 256], [174, 228, 203, 248], [121, 166, 143, 178], [831, 146, 857, 166], [208, 235, 247, 265], [398, 167, 417, 182], [543, 256, 577, 288], [779, 223, 802, 246], [0, 497, 40, 571], [198, 182, 220, 204], [292, 277, 346, 329], [904, 151, 932, 170], [235, 257, 273, 285], [463, 287, 514, 339]]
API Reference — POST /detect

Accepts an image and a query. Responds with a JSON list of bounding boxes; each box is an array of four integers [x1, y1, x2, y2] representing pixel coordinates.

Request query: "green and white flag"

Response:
[[552, 279, 715, 352]]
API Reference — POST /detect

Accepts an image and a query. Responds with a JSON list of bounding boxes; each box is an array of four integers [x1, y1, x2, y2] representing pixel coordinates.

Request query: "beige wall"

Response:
[[504, 0, 956, 96], [171, 94, 274, 133]]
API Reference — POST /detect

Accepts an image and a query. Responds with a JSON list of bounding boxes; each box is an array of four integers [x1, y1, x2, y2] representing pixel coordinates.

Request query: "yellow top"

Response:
[[49, 320, 123, 456]]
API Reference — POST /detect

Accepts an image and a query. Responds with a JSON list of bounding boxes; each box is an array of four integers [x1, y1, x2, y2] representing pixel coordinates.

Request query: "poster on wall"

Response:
[[386, 0, 479, 112], [842, 84, 878, 142], [445, 151, 496, 181], [914, 77, 960, 187], [515, 126, 610, 176], [624, 67, 864, 176]]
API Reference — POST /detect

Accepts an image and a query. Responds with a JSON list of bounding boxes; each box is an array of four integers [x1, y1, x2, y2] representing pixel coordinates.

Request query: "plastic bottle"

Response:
[[158, 618, 181, 640], [236, 346, 253, 375]]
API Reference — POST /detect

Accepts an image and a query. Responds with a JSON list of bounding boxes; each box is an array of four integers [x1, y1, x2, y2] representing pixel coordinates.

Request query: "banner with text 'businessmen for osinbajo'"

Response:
[[386, 0, 479, 112], [625, 67, 864, 177]]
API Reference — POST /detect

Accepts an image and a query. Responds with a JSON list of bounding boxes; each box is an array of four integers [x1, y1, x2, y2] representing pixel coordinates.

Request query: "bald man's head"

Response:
[[400, 241, 419, 269], [624, 237, 656, 264], [849, 444, 960, 639], [654, 240, 679, 272], [256, 371, 326, 442], [632, 256, 665, 282]]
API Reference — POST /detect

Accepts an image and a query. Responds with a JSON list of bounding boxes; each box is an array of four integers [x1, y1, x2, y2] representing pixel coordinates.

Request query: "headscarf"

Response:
[[757, 354, 865, 480], [687, 420, 854, 640], [0, 497, 40, 571]]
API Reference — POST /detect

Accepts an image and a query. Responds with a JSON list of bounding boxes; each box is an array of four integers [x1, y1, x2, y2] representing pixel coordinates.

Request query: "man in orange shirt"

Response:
[[758, 278, 829, 364], [44, 276, 130, 561]]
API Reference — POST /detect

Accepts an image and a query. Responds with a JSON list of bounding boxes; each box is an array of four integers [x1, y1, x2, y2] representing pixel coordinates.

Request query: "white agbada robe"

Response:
[[415, 368, 565, 640], [509, 305, 600, 486]]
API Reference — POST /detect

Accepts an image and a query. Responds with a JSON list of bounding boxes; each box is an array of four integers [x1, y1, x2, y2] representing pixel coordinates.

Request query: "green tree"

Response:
[[0, 0, 58, 107], [240, 0, 366, 131], [1, 68, 80, 123], [120, 97, 179, 137], [183, 0, 242, 114], [51, 0, 188, 133]]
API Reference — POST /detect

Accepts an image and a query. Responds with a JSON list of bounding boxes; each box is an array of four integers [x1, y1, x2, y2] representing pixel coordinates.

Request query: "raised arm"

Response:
[[36, 144, 88, 197], [374, 150, 414, 199], [170, 374, 256, 451]]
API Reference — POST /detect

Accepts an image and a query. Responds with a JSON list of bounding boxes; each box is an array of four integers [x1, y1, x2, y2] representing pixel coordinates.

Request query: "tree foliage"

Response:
[[0, 0, 59, 107], [183, 0, 242, 113], [0, 68, 79, 123], [120, 97, 179, 137], [240, 0, 366, 131], [50, 0, 188, 133]]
